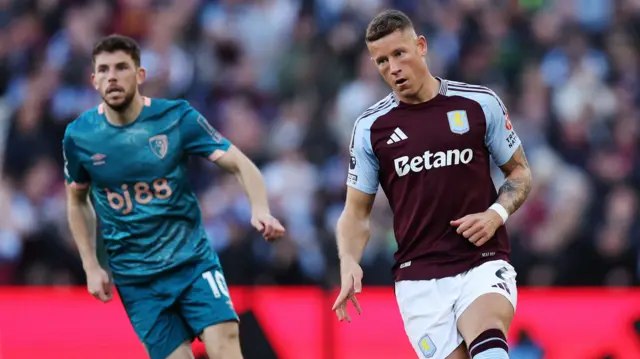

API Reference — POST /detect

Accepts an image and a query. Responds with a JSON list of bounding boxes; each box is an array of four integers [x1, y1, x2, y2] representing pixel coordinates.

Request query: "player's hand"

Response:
[[85, 266, 113, 303], [332, 258, 363, 323], [251, 212, 286, 241], [450, 210, 503, 247]]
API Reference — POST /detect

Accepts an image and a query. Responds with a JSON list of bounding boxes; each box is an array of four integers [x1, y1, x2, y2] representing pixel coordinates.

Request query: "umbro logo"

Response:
[[91, 153, 106, 166], [387, 127, 408, 144]]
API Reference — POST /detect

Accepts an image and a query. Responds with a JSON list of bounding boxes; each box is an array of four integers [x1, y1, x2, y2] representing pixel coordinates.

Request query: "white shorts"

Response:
[[394, 260, 518, 359]]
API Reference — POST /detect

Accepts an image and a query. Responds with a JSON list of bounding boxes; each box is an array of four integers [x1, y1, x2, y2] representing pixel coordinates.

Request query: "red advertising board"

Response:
[[1, 287, 639, 359]]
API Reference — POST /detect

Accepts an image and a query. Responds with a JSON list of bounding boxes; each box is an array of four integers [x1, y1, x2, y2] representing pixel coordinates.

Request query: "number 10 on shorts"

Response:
[[202, 270, 230, 299]]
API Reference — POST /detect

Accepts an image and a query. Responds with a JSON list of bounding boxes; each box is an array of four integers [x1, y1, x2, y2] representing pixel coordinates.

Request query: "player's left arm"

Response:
[[214, 146, 284, 233], [483, 96, 532, 218], [495, 145, 532, 216], [451, 93, 531, 245], [180, 104, 285, 240]]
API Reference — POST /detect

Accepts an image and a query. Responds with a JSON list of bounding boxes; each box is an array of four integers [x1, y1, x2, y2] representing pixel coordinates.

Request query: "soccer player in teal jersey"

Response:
[[63, 35, 285, 359]]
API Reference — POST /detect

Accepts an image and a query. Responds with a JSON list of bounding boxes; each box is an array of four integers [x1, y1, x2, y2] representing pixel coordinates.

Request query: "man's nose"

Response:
[[107, 68, 118, 80], [389, 59, 401, 75]]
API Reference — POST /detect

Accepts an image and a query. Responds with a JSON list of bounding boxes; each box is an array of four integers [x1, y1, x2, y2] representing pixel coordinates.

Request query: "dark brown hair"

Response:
[[92, 34, 141, 68], [365, 9, 414, 43]]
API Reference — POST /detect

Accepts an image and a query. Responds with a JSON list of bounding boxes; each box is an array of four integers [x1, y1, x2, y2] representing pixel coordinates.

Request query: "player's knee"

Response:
[[219, 324, 240, 343], [459, 293, 513, 342], [201, 322, 241, 359]]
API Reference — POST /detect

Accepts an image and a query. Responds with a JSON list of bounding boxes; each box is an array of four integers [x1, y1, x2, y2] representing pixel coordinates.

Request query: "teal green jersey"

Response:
[[62, 97, 231, 284]]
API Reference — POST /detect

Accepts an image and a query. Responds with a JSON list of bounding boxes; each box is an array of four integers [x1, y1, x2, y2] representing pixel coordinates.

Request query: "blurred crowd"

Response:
[[0, 0, 639, 288]]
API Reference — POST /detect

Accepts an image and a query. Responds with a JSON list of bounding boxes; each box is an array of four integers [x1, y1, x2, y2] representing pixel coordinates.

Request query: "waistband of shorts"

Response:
[[392, 253, 510, 282]]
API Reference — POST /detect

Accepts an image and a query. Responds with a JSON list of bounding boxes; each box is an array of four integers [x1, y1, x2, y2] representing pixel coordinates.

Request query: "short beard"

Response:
[[102, 90, 135, 113]]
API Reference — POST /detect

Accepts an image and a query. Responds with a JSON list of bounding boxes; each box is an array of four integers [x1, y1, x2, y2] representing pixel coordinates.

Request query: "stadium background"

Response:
[[1, 0, 639, 358]]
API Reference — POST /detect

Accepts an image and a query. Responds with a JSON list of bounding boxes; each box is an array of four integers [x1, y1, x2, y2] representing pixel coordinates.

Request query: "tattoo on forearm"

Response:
[[498, 178, 530, 214], [497, 145, 532, 215]]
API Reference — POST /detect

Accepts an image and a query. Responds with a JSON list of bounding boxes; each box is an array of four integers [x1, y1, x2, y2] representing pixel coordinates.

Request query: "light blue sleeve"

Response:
[[482, 94, 521, 166], [346, 117, 379, 194]]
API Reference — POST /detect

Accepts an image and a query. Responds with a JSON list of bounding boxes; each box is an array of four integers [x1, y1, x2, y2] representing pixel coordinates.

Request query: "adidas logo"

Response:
[[492, 282, 511, 295], [387, 127, 408, 144]]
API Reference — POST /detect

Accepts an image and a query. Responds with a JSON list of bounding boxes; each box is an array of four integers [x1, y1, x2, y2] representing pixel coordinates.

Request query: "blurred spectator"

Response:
[[1, 0, 640, 288]]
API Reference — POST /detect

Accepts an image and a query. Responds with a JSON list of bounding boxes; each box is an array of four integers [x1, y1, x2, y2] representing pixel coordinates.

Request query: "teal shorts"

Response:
[[116, 260, 239, 359]]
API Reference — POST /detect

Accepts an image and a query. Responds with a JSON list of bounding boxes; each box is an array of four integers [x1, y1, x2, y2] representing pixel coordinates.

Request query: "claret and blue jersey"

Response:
[[347, 78, 522, 281], [63, 97, 230, 284]]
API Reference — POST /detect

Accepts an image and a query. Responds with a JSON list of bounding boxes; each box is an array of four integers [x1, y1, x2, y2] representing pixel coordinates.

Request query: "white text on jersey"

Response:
[[394, 148, 474, 177]]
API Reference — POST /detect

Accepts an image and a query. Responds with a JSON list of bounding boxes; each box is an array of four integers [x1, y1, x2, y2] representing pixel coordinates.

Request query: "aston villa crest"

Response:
[[149, 135, 168, 159], [446, 110, 470, 135]]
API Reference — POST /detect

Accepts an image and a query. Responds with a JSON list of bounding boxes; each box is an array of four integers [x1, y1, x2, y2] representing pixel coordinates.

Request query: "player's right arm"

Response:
[[333, 117, 379, 322], [337, 116, 380, 262], [336, 188, 376, 267], [63, 131, 112, 302]]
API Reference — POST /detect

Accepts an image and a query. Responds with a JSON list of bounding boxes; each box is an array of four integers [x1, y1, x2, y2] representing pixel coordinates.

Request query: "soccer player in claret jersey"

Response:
[[332, 10, 532, 359], [63, 35, 285, 359]]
